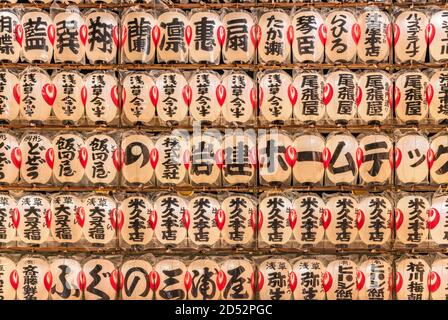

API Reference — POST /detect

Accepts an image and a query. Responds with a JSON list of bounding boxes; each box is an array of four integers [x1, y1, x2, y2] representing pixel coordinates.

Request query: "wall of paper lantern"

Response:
[[1, 0, 448, 300]]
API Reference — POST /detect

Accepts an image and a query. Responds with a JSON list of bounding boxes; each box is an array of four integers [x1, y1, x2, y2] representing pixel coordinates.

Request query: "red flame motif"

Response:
[[258, 87, 264, 109], [15, 24, 23, 46], [284, 146, 297, 168], [149, 270, 160, 291], [426, 23, 436, 45], [393, 24, 400, 47], [79, 147, 88, 169], [183, 149, 191, 170], [111, 85, 121, 109], [426, 83, 434, 105], [182, 85, 192, 107], [11, 208, 19, 229], [216, 84, 226, 107], [77, 271, 86, 292], [251, 271, 264, 291], [388, 210, 394, 229], [356, 209, 365, 230], [215, 209, 225, 231], [250, 87, 257, 110], [323, 83, 333, 106], [76, 207, 85, 228], [185, 25, 192, 46], [112, 25, 120, 48], [388, 148, 395, 169], [249, 147, 258, 167], [215, 149, 224, 170], [47, 24, 55, 46], [386, 23, 393, 47], [288, 208, 297, 230], [46, 148, 54, 169], [45, 209, 52, 228], [356, 86, 362, 107], [150, 148, 158, 169], [150, 85, 159, 107], [81, 86, 87, 107], [250, 25, 260, 47], [356, 147, 364, 168], [11, 147, 21, 169], [394, 208, 404, 230], [182, 210, 190, 230], [394, 87, 401, 107], [289, 271, 298, 293], [395, 272, 403, 293], [387, 86, 394, 109], [44, 271, 53, 292], [13, 83, 20, 104], [10, 270, 18, 290], [287, 25, 294, 45], [288, 84, 298, 107], [113, 148, 124, 171], [428, 271, 441, 293], [250, 210, 256, 231], [42, 83, 57, 106], [394, 148, 402, 169], [217, 270, 227, 291], [388, 273, 394, 292], [149, 210, 157, 230], [184, 271, 192, 292], [257, 210, 263, 231], [356, 271, 366, 291], [121, 26, 128, 49], [318, 24, 327, 45], [321, 208, 331, 230], [110, 208, 124, 231], [322, 147, 331, 169], [80, 24, 87, 46], [427, 148, 435, 170], [427, 208, 440, 230], [322, 271, 333, 292], [109, 269, 124, 292], [217, 25, 226, 47], [351, 23, 361, 44], [152, 25, 160, 46]]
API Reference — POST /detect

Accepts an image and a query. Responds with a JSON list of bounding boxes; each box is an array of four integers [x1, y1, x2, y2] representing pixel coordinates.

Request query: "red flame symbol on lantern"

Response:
[[250, 25, 260, 47], [44, 271, 53, 292], [11, 208, 19, 229], [13, 83, 20, 104], [356, 271, 365, 291], [395, 272, 403, 293], [318, 24, 327, 45], [287, 25, 293, 45], [152, 25, 160, 46], [149, 210, 157, 230], [323, 83, 333, 106], [394, 209, 404, 230], [150, 85, 158, 107], [285, 146, 297, 168], [149, 271, 160, 291], [182, 210, 190, 230], [289, 271, 297, 293], [215, 149, 224, 170], [394, 87, 401, 107], [215, 209, 225, 231], [427, 148, 435, 170], [45, 209, 52, 228], [121, 26, 128, 49], [150, 148, 159, 169], [183, 149, 191, 170], [356, 147, 364, 169], [47, 24, 55, 46], [42, 83, 56, 106], [216, 84, 226, 107], [356, 209, 365, 230], [112, 25, 120, 48], [80, 24, 87, 46], [76, 206, 85, 228], [250, 271, 264, 291], [111, 85, 120, 109], [15, 24, 23, 47], [427, 208, 440, 230], [109, 208, 124, 231], [113, 148, 124, 171], [428, 271, 441, 293], [351, 23, 361, 44], [322, 147, 331, 169], [217, 270, 227, 291], [11, 147, 21, 169], [185, 25, 192, 46], [426, 23, 436, 45], [217, 26, 226, 47], [288, 84, 298, 107], [77, 271, 86, 292], [184, 271, 192, 292], [182, 85, 192, 107], [46, 148, 54, 169], [250, 87, 257, 110], [79, 147, 88, 169], [109, 269, 124, 291], [387, 86, 394, 109], [10, 270, 18, 290], [322, 271, 333, 292], [321, 209, 331, 229], [393, 24, 400, 47], [288, 208, 297, 230], [394, 148, 402, 169], [426, 83, 434, 106], [356, 85, 362, 107], [81, 85, 87, 107]]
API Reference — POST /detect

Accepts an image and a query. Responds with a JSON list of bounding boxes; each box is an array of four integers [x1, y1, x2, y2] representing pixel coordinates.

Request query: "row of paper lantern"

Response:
[[2, 130, 447, 186], [0, 254, 446, 300], [3, 8, 448, 65], [4, 67, 448, 126], [0, 191, 447, 248]]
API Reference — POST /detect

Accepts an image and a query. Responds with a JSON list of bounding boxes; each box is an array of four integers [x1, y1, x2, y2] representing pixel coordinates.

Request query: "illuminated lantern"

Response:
[[221, 194, 255, 247], [20, 133, 53, 185], [259, 194, 293, 246], [52, 71, 85, 124], [292, 133, 325, 185], [220, 258, 254, 300], [357, 258, 392, 300], [258, 258, 292, 300], [85, 11, 118, 64], [222, 131, 256, 185], [189, 71, 221, 124], [21, 10, 54, 63], [428, 70, 448, 124], [427, 10, 448, 62], [84, 72, 119, 124], [120, 259, 152, 300], [0, 256, 17, 300], [221, 72, 255, 125], [222, 11, 256, 64], [188, 195, 221, 247], [84, 134, 119, 185], [395, 257, 430, 300], [0, 194, 17, 245], [121, 133, 155, 185], [325, 133, 358, 185], [292, 194, 325, 246], [0, 69, 19, 123], [293, 71, 325, 124], [429, 258, 448, 300], [83, 258, 118, 300], [324, 195, 358, 247], [0, 132, 20, 184], [324, 70, 357, 125], [155, 72, 189, 125], [0, 10, 21, 63], [357, 9, 391, 63], [16, 256, 51, 300], [189, 132, 221, 186], [325, 10, 359, 63], [258, 10, 291, 64], [429, 133, 448, 184], [428, 195, 448, 246], [153, 259, 188, 300], [291, 10, 325, 63], [291, 258, 325, 300], [153, 194, 188, 246], [82, 195, 117, 246], [53, 10, 86, 63], [395, 134, 430, 184], [188, 11, 222, 64], [187, 259, 220, 300], [395, 195, 430, 246], [122, 72, 156, 125], [156, 10, 189, 63], [119, 196, 153, 248], [52, 133, 86, 184], [49, 258, 83, 300], [324, 259, 358, 300], [50, 194, 83, 244], [394, 10, 428, 63]]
